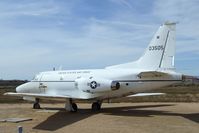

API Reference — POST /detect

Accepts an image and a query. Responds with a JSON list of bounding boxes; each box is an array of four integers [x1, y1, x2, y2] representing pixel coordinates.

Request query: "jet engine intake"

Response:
[[111, 81, 120, 91]]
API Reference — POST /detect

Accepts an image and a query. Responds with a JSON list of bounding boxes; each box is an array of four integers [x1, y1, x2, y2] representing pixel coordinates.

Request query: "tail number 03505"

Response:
[[149, 45, 164, 51]]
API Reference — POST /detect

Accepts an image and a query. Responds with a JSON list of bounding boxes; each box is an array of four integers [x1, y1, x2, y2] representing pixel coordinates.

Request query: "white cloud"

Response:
[[109, 0, 133, 8], [0, 0, 199, 79], [153, 0, 199, 54], [0, 1, 62, 18]]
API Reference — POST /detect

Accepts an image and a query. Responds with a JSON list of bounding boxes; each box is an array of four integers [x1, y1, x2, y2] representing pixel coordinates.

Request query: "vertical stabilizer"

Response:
[[106, 22, 177, 70], [137, 22, 176, 70]]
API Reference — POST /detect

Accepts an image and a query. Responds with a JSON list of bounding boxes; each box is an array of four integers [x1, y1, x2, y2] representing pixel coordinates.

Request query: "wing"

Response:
[[127, 93, 165, 97], [137, 71, 169, 78], [4, 92, 84, 101]]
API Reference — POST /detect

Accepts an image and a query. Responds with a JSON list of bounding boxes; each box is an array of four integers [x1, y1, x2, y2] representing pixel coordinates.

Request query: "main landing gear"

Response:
[[71, 103, 78, 112], [65, 99, 102, 112], [65, 99, 78, 112], [33, 98, 41, 109], [91, 101, 102, 111]]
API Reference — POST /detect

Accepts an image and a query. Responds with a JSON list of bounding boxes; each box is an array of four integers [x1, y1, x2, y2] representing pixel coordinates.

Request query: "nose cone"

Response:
[[16, 85, 23, 93], [16, 83, 27, 93]]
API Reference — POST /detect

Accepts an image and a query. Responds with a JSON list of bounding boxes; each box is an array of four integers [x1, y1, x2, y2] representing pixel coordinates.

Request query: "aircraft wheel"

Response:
[[92, 102, 101, 111], [33, 98, 41, 109], [71, 103, 78, 112], [33, 103, 40, 109]]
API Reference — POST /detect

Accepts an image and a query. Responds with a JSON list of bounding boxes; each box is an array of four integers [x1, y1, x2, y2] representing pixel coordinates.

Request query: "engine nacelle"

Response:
[[75, 77, 120, 93]]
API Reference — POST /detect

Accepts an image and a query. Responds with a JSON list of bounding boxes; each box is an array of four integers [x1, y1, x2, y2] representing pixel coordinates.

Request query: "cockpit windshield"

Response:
[[32, 74, 40, 81]]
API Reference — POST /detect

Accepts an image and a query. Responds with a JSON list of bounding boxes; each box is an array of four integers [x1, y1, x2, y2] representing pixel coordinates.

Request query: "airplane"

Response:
[[5, 22, 184, 112]]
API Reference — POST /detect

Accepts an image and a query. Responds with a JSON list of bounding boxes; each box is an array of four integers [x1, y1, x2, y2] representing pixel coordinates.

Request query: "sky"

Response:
[[0, 0, 199, 80]]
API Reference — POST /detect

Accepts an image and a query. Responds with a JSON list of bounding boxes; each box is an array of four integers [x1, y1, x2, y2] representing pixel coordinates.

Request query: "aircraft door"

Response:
[[38, 74, 47, 94]]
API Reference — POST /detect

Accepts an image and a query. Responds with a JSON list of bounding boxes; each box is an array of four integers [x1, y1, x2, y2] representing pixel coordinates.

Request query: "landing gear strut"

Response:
[[65, 99, 78, 112], [33, 98, 41, 109], [91, 101, 102, 111]]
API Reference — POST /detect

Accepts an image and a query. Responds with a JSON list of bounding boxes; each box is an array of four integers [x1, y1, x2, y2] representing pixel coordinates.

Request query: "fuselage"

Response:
[[16, 68, 182, 100]]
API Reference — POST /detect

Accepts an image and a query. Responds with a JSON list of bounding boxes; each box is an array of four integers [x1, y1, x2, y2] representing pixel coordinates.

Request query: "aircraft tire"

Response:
[[92, 102, 101, 111], [33, 103, 40, 109], [71, 103, 78, 112]]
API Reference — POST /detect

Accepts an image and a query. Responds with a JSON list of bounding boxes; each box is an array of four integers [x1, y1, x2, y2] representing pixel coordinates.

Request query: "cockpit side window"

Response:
[[32, 74, 40, 81]]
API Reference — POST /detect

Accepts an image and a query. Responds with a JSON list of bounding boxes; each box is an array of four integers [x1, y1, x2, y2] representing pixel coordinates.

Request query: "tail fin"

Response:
[[106, 22, 176, 70], [138, 21, 176, 70]]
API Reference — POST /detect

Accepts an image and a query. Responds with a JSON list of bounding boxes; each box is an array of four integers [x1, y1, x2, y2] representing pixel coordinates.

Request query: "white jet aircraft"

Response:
[[5, 22, 183, 112]]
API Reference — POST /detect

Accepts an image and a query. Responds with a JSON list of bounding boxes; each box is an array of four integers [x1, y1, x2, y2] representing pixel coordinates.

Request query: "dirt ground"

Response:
[[0, 102, 199, 133]]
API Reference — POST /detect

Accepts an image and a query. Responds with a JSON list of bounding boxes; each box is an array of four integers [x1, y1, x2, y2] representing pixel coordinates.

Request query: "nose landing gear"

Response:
[[33, 98, 41, 109]]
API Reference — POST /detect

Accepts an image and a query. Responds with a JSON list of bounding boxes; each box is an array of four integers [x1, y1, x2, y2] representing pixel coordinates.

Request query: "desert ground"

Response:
[[0, 102, 199, 133]]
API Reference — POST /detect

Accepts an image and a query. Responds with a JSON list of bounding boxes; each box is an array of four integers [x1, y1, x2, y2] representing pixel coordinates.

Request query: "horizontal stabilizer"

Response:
[[137, 71, 169, 78], [127, 93, 165, 97]]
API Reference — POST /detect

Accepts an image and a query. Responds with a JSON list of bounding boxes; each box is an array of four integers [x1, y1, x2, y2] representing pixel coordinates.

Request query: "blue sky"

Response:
[[0, 0, 199, 80]]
